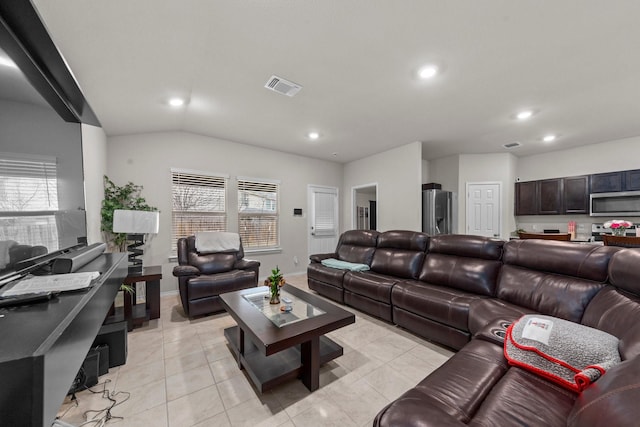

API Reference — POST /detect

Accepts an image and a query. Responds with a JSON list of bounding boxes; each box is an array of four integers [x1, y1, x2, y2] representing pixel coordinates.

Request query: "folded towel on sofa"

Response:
[[321, 258, 370, 271], [504, 314, 620, 392], [195, 232, 240, 253]]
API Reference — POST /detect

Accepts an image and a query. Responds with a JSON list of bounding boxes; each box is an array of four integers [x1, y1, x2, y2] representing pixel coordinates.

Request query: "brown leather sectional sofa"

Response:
[[307, 230, 640, 427]]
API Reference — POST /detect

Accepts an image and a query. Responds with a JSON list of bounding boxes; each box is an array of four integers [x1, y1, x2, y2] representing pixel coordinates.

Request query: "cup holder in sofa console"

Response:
[[492, 329, 506, 339], [499, 322, 511, 329]]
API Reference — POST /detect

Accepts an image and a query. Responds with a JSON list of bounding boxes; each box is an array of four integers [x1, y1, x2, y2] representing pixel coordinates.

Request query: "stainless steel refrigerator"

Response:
[[422, 189, 456, 235]]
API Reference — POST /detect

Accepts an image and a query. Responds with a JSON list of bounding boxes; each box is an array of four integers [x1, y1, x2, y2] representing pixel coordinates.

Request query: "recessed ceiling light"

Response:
[[308, 132, 320, 140], [516, 110, 533, 120], [168, 98, 185, 107], [418, 65, 438, 79], [543, 134, 556, 143], [0, 57, 17, 68]]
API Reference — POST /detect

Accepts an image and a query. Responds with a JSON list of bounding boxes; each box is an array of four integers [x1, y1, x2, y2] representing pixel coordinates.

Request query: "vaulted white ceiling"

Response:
[[31, 1, 640, 163]]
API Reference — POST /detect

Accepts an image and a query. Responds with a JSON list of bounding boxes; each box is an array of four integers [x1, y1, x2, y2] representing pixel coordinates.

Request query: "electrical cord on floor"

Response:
[[55, 379, 131, 427]]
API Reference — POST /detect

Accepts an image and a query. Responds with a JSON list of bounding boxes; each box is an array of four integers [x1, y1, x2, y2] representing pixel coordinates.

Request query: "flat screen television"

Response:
[[0, 44, 87, 277]]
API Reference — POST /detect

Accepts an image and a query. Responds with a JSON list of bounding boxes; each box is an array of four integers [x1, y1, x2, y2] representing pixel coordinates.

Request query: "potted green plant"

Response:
[[264, 266, 285, 304], [101, 175, 158, 252]]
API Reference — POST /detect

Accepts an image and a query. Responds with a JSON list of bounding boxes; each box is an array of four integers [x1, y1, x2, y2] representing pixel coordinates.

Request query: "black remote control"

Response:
[[0, 292, 54, 308]]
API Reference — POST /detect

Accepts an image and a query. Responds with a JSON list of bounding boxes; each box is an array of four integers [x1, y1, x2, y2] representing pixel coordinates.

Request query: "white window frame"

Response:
[[237, 176, 280, 252], [171, 168, 228, 255]]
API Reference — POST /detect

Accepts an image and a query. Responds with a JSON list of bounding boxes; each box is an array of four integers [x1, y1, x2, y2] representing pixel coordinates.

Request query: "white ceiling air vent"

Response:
[[503, 141, 522, 149], [264, 75, 302, 97]]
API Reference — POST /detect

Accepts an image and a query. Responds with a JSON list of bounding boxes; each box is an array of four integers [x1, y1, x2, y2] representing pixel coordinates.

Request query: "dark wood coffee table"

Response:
[[220, 283, 355, 392]]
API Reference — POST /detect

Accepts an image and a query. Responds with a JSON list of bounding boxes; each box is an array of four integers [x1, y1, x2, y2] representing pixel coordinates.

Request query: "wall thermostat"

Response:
[[293, 208, 303, 216]]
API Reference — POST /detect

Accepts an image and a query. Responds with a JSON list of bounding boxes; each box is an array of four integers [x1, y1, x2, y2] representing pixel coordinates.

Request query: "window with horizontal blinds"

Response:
[[313, 190, 338, 236], [0, 154, 58, 211], [171, 170, 227, 253], [0, 153, 59, 249], [238, 178, 279, 249]]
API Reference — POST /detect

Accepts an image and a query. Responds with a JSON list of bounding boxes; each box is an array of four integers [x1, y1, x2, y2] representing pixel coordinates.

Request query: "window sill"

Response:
[[245, 247, 282, 256]]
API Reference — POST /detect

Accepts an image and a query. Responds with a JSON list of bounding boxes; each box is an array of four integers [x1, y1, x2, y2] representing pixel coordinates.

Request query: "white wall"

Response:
[[81, 124, 108, 245], [427, 155, 460, 193], [106, 131, 342, 292], [517, 135, 640, 181], [343, 142, 422, 232]]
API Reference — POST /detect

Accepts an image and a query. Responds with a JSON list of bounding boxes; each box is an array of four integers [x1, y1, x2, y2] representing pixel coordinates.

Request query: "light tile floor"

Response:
[[56, 274, 453, 427]]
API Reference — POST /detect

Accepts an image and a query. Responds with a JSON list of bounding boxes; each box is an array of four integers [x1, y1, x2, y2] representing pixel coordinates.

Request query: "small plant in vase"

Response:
[[265, 266, 285, 304], [604, 220, 634, 236]]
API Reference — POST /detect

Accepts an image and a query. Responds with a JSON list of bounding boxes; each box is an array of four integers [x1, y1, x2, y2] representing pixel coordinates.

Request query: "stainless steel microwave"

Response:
[[590, 190, 640, 216]]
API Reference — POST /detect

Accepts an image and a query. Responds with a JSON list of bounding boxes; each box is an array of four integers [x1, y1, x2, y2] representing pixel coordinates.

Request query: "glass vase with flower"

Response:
[[265, 266, 285, 304], [604, 220, 634, 236]]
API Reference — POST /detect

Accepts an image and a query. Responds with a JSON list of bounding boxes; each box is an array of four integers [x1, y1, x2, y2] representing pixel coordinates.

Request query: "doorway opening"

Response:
[[352, 183, 378, 230]]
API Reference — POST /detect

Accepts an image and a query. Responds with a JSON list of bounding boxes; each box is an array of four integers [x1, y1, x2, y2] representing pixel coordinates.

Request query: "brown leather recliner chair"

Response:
[[172, 235, 260, 317]]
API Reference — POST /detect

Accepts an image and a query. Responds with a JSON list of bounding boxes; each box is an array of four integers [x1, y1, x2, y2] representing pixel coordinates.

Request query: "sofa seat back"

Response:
[[335, 229, 379, 265], [419, 235, 503, 296], [496, 240, 618, 323], [178, 235, 241, 274], [370, 230, 429, 280], [581, 249, 640, 360]]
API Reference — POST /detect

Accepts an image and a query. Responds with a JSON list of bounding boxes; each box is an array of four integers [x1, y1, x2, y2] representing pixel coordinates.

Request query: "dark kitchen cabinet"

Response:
[[563, 175, 589, 214], [538, 178, 563, 215], [625, 169, 640, 191], [590, 172, 624, 193], [515, 181, 537, 215]]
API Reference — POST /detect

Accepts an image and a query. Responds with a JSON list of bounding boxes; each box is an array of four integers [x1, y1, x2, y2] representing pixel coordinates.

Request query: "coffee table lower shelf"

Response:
[[223, 326, 343, 393]]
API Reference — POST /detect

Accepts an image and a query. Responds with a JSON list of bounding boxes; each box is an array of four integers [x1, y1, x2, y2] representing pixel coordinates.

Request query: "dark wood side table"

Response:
[[122, 265, 162, 330]]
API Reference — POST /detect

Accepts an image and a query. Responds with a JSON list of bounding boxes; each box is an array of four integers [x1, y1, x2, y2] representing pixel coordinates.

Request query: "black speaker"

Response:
[[52, 242, 106, 273], [93, 321, 128, 367], [68, 349, 99, 394], [83, 349, 100, 388], [93, 344, 110, 376]]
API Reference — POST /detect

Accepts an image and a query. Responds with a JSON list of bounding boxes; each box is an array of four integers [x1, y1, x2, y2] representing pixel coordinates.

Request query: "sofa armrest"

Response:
[[173, 265, 200, 277], [234, 259, 260, 270], [309, 253, 336, 263]]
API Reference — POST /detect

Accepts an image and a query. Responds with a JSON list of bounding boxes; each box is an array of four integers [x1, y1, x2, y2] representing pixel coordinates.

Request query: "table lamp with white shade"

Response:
[[112, 209, 159, 272]]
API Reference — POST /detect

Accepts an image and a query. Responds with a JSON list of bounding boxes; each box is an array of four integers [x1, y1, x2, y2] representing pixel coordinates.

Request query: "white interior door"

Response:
[[466, 182, 501, 238], [308, 185, 339, 258]]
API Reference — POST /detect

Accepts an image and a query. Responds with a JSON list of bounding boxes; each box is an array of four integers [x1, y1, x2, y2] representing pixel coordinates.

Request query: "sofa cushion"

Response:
[[419, 253, 502, 296], [392, 280, 481, 331], [187, 270, 255, 300], [188, 252, 236, 275], [567, 355, 640, 427], [343, 271, 398, 303], [503, 240, 618, 282], [335, 229, 379, 264], [375, 339, 578, 427], [375, 339, 508, 425], [376, 230, 429, 252], [370, 230, 428, 279], [428, 234, 504, 260], [466, 368, 577, 427], [417, 235, 503, 296], [581, 250, 640, 360], [307, 262, 348, 285], [371, 248, 425, 279], [496, 264, 604, 324]]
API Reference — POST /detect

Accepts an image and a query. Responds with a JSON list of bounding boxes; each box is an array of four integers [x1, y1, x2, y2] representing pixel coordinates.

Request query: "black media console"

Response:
[[0, 253, 127, 427]]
